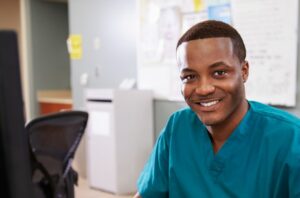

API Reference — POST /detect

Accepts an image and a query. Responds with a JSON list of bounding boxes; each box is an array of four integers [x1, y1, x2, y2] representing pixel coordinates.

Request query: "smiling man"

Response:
[[134, 20, 300, 198]]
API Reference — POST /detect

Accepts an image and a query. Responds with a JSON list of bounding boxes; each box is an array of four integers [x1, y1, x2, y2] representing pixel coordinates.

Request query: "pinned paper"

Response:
[[67, 34, 82, 59], [89, 111, 110, 136], [193, 0, 205, 12], [208, 4, 231, 24]]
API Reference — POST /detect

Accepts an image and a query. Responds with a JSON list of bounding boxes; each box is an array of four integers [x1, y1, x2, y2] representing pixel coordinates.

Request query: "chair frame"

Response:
[[26, 110, 88, 198]]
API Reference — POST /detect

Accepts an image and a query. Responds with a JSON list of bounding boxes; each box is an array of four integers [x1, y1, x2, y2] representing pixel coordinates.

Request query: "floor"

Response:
[[75, 178, 133, 198]]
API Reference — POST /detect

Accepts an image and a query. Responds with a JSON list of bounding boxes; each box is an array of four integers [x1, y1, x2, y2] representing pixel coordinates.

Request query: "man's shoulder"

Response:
[[249, 101, 300, 162], [173, 107, 194, 115], [249, 101, 300, 129], [163, 107, 203, 133]]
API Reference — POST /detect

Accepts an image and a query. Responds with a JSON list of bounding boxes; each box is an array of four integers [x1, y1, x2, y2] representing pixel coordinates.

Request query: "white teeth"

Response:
[[200, 100, 219, 107]]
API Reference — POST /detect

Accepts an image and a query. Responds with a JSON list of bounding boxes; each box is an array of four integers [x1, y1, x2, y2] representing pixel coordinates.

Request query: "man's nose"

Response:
[[195, 80, 215, 96]]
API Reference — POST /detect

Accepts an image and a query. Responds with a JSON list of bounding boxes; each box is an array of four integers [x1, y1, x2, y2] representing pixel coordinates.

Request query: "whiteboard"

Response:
[[137, 0, 298, 106]]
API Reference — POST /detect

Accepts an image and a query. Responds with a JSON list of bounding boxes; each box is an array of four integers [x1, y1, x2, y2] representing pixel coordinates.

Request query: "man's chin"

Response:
[[202, 120, 217, 126], [197, 115, 222, 126]]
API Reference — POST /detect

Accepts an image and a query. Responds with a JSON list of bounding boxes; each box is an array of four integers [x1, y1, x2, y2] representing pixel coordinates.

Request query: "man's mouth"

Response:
[[190, 98, 222, 109], [198, 100, 220, 107]]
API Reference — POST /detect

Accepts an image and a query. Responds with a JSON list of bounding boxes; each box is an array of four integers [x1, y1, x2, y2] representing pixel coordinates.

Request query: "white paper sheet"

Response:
[[89, 111, 111, 136], [231, 0, 298, 106]]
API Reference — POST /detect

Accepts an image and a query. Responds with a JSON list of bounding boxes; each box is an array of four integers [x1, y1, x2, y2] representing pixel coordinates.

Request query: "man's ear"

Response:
[[241, 61, 249, 83]]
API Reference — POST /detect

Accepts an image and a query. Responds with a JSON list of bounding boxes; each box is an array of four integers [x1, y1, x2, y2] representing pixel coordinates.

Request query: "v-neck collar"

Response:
[[195, 101, 253, 178]]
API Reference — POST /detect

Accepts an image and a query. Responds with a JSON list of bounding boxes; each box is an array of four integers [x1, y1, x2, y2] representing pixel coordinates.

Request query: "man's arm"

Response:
[[136, 114, 174, 197]]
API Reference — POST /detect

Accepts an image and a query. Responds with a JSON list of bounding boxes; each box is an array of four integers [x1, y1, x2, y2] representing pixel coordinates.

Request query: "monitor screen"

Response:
[[0, 31, 33, 198]]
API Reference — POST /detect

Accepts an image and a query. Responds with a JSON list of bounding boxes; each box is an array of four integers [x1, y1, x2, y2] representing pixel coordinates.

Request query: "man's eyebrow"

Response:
[[209, 61, 232, 68], [180, 61, 232, 73]]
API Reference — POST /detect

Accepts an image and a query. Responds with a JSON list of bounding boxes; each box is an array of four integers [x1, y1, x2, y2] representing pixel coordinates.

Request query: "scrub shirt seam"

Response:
[[252, 110, 300, 128]]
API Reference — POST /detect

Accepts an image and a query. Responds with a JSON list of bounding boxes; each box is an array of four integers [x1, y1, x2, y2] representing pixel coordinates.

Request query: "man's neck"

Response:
[[206, 100, 249, 153]]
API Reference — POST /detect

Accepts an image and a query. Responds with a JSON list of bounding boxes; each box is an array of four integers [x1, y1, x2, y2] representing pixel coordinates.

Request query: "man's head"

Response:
[[177, 20, 246, 63], [176, 20, 249, 128]]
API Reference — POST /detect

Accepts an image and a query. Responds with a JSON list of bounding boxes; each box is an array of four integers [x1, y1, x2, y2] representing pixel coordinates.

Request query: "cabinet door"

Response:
[[86, 102, 118, 192], [39, 102, 72, 115]]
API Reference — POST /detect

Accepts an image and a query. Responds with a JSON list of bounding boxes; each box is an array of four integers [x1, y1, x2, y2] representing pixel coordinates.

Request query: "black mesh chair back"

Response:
[[26, 111, 88, 198]]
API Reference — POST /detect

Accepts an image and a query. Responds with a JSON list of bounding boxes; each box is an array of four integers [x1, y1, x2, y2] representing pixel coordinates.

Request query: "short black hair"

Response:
[[177, 20, 246, 62]]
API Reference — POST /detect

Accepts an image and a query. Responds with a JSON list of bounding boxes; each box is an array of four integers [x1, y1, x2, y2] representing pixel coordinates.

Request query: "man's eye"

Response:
[[181, 75, 196, 83], [213, 70, 227, 77]]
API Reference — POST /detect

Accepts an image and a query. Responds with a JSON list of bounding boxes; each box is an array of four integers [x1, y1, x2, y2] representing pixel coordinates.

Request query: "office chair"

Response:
[[26, 111, 88, 198]]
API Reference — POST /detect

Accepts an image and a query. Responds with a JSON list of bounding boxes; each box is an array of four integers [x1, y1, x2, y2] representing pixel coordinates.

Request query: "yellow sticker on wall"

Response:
[[193, 0, 204, 12], [67, 34, 82, 59]]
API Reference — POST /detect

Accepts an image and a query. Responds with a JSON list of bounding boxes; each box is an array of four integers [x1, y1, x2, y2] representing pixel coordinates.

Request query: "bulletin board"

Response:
[[137, 0, 299, 106]]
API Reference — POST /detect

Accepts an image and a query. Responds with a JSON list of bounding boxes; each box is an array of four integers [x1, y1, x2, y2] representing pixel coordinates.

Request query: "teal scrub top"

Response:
[[137, 101, 300, 198]]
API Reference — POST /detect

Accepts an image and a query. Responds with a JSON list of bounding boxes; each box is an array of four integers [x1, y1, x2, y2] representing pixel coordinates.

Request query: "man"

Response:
[[134, 20, 300, 198]]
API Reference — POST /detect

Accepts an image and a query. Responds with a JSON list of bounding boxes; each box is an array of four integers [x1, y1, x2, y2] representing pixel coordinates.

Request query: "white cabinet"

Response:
[[85, 89, 153, 194]]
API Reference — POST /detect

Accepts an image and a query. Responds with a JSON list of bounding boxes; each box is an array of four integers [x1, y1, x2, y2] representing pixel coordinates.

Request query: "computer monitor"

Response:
[[0, 31, 33, 198]]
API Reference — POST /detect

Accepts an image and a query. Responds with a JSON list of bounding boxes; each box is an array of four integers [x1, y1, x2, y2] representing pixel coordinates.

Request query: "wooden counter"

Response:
[[37, 90, 73, 115]]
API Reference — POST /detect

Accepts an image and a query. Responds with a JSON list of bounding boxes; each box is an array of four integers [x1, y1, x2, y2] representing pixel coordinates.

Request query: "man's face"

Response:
[[177, 37, 249, 126]]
